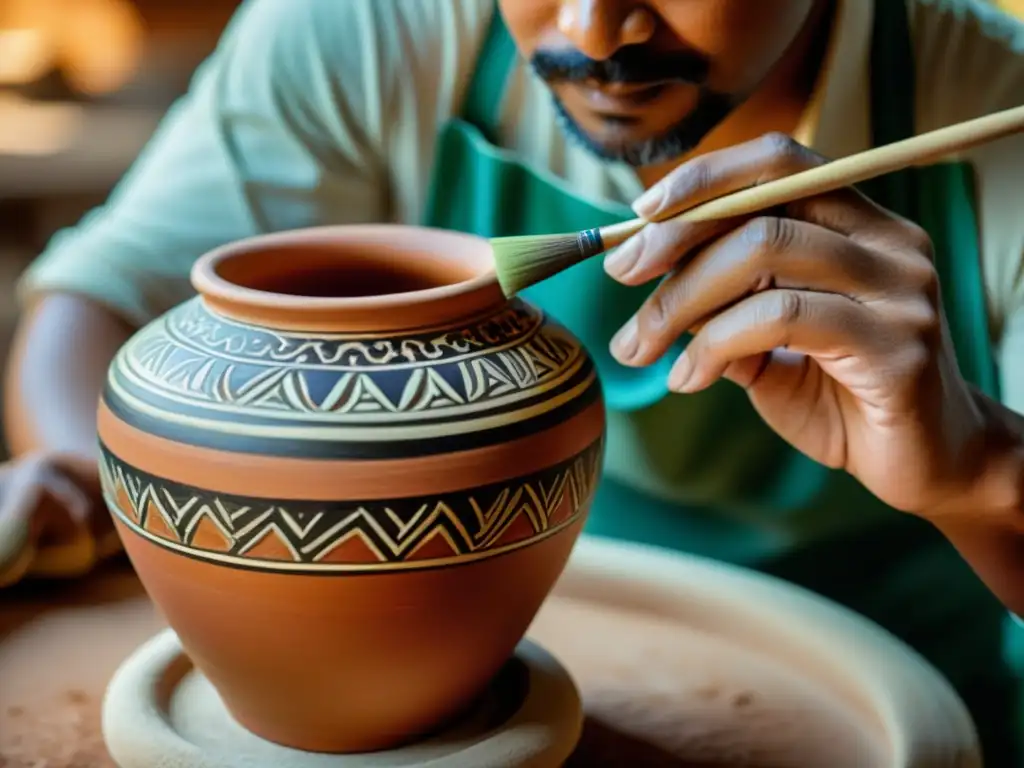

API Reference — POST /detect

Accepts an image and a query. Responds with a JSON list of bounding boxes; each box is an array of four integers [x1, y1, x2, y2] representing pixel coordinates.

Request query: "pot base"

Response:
[[102, 629, 582, 768]]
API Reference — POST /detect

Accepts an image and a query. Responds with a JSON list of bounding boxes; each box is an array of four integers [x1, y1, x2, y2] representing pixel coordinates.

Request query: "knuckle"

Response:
[[640, 285, 672, 331], [908, 259, 941, 301], [643, 276, 693, 334], [898, 342, 933, 379], [668, 156, 714, 201], [741, 215, 790, 255], [906, 297, 941, 336], [888, 298, 942, 367], [759, 131, 815, 169], [896, 245, 941, 301], [901, 221, 934, 259], [761, 131, 802, 159], [757, 132, 826, 179], [766, 290, 804, 327]]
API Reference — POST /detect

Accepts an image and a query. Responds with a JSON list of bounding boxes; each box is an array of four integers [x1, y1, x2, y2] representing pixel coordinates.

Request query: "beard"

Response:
[[548, 89, 740, 166], [531, 46, 744, 167]]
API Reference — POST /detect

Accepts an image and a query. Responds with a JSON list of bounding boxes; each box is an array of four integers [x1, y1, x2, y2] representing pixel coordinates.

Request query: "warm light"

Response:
[[57, 0, 145, 96], [0, 93, 82, 155], [0, 27, 56, 85], [0, 0, 144, 96], [994, 0, 1024, 17]]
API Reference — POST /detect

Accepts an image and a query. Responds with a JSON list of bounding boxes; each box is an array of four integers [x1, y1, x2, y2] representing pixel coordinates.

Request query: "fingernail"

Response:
[[611, 318, 640, 363], [669, 353, 696, 392], [604, 237, 642, 279], [632, 184, 666, 219]]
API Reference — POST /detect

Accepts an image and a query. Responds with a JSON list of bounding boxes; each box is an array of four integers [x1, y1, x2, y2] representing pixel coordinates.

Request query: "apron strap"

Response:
[[459, 7, 518, 144], [921, 165, 1001, 397], [864, 0, 998, 397], [865, 0, 919, 220]]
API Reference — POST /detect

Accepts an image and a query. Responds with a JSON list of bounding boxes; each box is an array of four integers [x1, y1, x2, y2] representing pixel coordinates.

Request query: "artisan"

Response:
[[3, 0, 1024, 761]]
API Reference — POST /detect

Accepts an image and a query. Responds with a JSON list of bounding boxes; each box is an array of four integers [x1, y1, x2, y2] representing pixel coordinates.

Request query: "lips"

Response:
[[575, 81, 669, 112]]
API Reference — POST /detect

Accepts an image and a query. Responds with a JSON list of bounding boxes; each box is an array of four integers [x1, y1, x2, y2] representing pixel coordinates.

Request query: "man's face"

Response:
[[499, 0, 818, 166]]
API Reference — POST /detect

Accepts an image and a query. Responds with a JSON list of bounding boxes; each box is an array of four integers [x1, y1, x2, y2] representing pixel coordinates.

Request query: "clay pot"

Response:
[[96, 225, 605, 753]]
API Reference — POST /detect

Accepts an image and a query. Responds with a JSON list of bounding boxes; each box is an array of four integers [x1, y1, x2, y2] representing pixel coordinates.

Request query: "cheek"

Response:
[[497, 1, 560, 58], [656, 0, 816, 90]]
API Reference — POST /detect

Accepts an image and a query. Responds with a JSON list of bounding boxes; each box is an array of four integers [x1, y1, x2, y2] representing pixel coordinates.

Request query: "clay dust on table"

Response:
[[0, 566, 158, 767], [1, 689, 113, 768]]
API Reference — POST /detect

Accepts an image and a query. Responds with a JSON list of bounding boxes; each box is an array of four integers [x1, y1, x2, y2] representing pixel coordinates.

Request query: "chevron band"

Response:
[[99, 438, 604, 574]]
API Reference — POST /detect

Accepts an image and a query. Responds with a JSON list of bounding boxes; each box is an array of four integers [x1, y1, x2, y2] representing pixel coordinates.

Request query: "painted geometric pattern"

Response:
[[113, 298, 587, 423], [99, 439, 603, 573], [170, 298, 540, 366]]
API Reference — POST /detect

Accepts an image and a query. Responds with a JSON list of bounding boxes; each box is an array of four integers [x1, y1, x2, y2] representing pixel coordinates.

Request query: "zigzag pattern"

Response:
[[119, 314, 581, 418], [99, 441, 602, 571]]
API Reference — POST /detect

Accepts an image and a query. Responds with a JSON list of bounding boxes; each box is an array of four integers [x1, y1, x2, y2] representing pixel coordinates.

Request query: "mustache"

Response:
[[530, 46, 710, 86]]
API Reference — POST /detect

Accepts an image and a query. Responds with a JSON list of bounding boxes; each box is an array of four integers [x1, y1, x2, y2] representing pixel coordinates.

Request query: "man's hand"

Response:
[[605, 132, 999, 520], [0, 452, 119, 587]]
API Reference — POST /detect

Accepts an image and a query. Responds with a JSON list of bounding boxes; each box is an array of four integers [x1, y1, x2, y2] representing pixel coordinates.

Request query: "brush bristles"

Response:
[[491, 228, 605, 297]]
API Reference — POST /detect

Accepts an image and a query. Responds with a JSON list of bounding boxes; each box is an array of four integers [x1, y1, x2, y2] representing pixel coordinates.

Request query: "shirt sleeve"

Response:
[[17, 0, 390, 327]]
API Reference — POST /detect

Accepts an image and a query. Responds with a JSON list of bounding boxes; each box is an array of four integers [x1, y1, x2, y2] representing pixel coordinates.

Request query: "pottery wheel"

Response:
[[1, 537, 982, 767], [101, 628, 581, 768]]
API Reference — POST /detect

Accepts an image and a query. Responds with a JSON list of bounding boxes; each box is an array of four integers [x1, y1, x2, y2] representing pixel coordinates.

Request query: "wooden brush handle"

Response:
[[600, 103, 1024, 249]]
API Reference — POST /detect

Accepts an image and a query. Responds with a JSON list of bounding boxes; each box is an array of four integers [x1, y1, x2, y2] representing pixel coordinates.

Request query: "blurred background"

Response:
[[0, 0, 1021, 461], [0, 0, 240, 456]]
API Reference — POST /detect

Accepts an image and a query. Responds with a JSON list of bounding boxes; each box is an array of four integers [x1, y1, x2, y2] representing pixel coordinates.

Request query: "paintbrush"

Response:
[[490, 103, 1024, 297]]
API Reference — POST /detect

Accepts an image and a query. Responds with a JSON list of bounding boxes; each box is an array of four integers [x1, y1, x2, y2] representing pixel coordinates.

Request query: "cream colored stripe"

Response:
[[162, 308, 549, 372], [194, 301, 547, 343], [105, 368, 597, 442]]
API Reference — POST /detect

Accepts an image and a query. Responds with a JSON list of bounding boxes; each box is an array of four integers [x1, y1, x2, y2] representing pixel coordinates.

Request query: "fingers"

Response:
[[607, 132, 909, 286], [664, 289, 883, 394], [611, 216, 908, 367], [632, 132, 826, 221], [0, 455, 95, 573]]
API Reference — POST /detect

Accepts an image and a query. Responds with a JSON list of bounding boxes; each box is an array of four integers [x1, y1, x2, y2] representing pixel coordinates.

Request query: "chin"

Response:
[[552, 100, 700, 167]]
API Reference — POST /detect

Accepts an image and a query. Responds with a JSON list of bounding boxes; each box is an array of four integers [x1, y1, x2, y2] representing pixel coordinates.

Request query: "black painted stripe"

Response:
[[101, 373, 602, 459], [100, 435, 604, 576]]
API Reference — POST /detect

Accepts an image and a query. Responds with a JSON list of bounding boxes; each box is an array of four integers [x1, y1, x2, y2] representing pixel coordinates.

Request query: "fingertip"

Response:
[[603, 238, 642, 282], [610, 318, 640, 365], [668, 352, 697, 392], [632, 185, 666, 219]]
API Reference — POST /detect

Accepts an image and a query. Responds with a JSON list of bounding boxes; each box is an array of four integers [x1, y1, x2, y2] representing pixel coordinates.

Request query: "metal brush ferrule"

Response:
[[575, 229, 605, 260]]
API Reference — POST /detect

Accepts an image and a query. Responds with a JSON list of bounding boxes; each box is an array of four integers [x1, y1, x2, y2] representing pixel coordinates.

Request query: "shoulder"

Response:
[[218, 0, 494, 51], [215, 0, 495, 143], [221, 0, 495, 100]]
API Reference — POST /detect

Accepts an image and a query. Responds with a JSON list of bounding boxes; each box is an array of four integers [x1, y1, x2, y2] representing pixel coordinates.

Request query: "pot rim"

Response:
[[189, 225, 506, 332]]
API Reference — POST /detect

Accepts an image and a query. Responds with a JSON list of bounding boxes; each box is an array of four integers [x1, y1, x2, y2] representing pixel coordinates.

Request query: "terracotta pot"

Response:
[[96, 225, 605, 753]]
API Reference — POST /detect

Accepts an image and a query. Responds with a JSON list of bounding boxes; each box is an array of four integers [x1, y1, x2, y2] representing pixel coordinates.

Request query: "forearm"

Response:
[[929, 389, 1024, 618], [3, 293, 133, 488]]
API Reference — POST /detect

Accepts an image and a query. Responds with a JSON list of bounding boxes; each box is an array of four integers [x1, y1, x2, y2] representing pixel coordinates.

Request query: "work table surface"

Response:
[[0, 558, 883, 767]]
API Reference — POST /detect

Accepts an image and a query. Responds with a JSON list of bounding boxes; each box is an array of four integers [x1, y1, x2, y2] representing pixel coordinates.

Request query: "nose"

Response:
[[556, 1, 656, 60]]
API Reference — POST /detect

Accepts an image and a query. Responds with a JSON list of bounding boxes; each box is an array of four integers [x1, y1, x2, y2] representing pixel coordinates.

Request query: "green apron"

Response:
[[422, 1, 1022, 762]]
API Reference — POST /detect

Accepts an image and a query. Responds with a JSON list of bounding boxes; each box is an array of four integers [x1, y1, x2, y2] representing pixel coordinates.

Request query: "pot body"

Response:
[[96, 226, 605, 753]]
